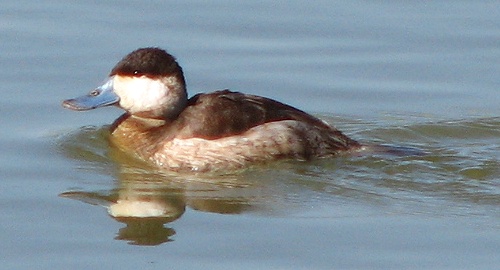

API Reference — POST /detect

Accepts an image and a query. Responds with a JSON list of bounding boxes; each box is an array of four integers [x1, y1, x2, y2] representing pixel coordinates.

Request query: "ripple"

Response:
[[57, 116, 500, 222]]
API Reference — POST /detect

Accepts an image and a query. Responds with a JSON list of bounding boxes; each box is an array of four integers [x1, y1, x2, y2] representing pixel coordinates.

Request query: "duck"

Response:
[[62, 47, 361, 172]]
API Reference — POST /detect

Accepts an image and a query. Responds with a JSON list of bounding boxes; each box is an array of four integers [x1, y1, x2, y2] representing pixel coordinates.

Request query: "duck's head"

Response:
[[63, 47, 187, 119]]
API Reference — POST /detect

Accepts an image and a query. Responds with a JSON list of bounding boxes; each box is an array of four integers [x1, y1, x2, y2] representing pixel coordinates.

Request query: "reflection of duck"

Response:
[[59, 166, 265, 245], [60, 177, 185, 246], [63, 47, 360, 172]]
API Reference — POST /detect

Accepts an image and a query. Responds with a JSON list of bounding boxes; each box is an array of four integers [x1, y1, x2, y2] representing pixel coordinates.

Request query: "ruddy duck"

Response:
[[63, 47, 361, 172]]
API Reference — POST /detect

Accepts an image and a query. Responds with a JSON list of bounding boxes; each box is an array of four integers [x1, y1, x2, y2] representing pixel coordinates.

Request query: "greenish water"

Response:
[[1, 0, 499, 269], [57, 116, 500, 221]]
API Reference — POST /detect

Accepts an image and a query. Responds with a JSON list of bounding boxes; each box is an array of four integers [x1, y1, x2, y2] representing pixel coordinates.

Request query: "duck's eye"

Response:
[[133, 70, 141, 75], [89, 89, 100, 96]]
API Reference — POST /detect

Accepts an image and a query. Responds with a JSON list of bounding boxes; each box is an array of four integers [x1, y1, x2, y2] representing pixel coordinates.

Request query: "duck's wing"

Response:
[[175, 90, 339, 140]]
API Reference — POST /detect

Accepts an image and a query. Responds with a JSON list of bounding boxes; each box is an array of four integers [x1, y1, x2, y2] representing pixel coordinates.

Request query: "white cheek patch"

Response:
[[113, 76, 168, 114]]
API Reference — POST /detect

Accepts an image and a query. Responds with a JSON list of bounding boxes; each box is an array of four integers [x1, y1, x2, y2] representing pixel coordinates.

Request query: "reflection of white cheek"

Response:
[[108, 200, 168, 218]]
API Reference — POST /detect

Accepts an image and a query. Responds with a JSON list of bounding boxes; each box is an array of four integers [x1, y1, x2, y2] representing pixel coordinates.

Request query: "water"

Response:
[[1, 1, 499, 269]]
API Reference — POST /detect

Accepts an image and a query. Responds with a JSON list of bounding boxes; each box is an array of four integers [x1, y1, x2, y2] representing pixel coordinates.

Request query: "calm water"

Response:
[[1, 1, 499, 269]]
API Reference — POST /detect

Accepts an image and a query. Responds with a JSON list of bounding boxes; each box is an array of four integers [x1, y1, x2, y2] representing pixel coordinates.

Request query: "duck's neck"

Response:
[[159, 74, 188, 120], [109, 114, 173, 160]]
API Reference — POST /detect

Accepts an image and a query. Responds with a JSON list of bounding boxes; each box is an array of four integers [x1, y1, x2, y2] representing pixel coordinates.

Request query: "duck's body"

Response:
[[63, 48, 360, 172], [110, 90, 359, 172]]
